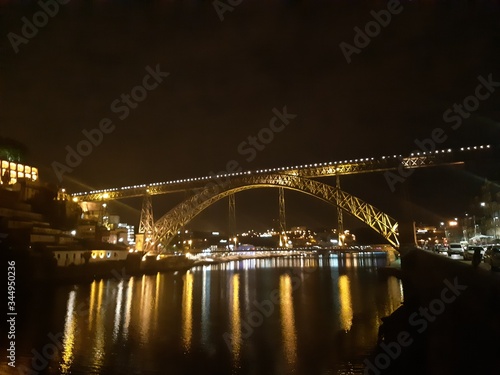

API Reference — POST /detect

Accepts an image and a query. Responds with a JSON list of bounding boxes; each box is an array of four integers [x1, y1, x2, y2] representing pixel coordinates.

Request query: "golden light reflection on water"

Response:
[[382, 276, 404, 318], [139, 275, 154, 343], [230, 273, 241, 364], [50, 254, 404, 374], [338, 275, 353, 332], [154, 273, 161, 331], [371, 276, 404, 329], [182, 271, 194, 353], [88, 280, 96, 329], [97, 280, 104, 311], [280, 274, 297, 366], [92, 280, 106, 369], [60, 290, 76, 374]]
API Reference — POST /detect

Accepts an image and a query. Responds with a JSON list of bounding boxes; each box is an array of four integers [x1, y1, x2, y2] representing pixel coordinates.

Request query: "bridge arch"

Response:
[[153, 174, 399, 248]]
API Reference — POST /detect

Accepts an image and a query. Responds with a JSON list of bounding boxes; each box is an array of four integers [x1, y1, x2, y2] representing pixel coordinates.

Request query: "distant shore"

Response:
[[3, 247, 395, 286]]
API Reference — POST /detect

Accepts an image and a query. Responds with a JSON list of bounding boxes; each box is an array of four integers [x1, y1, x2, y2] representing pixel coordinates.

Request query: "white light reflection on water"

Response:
[[201, 266, 211, 345], [122, 277, 134, 340], [112, 280, 124, 342]]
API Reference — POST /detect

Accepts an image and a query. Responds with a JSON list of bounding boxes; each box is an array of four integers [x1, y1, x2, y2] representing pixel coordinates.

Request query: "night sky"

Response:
[[1, 0, 500, 234]]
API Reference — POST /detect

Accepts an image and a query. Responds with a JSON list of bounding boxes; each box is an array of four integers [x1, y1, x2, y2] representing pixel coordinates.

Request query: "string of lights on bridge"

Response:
[[71, 144, 491, 198]]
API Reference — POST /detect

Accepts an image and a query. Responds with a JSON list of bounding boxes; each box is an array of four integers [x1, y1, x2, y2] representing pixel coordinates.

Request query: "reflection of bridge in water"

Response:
[[187, 248, 396, 270], [71, 145, 491, 251], [46, 251, 403, 374]]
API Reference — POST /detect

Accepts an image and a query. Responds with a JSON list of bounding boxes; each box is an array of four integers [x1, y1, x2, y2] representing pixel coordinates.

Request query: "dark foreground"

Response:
[[369, 248, 500, 375]]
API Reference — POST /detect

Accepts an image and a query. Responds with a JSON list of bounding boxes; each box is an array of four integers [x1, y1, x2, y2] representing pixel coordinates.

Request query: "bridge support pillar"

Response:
[[279, 187, 288, 247], [229, 193, 236, 241], [139, 193, 155, 251], [336, 175, 344, 246]]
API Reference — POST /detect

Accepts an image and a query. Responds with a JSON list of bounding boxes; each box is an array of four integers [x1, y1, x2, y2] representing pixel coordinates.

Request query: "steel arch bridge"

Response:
[[70, 144, 493, 252], [152, 173, 399, 249]]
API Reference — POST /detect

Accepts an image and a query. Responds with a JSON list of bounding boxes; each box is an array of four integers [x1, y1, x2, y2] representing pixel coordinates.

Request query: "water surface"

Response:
[[2, 252, 403, 375]]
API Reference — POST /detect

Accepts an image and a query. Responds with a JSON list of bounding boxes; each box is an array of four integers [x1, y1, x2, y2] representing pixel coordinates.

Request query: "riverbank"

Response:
[[2, 250, 144, 286], [366, 248, 500, 375]]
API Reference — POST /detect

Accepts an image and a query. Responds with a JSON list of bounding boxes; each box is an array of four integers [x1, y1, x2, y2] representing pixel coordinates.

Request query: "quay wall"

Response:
[[370, 248, 500, 375]]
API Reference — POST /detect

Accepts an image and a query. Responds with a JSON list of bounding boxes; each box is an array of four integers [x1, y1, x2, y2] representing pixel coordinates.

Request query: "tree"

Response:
[[0, 137, 29, 163]]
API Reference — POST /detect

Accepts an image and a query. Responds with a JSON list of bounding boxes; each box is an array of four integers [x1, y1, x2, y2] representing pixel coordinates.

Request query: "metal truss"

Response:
[[278, 187, 287, 247], [70, 146, 482, 202], [228, 193, 236, 238], [289, 154, 461, 178], [139, 194, 155, 250], [336, 175, 344, 246], [153, 174, 399, 249]]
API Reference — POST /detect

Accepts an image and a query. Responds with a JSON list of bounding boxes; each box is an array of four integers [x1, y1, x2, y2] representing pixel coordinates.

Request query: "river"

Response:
[[2, 252, 403, 375]]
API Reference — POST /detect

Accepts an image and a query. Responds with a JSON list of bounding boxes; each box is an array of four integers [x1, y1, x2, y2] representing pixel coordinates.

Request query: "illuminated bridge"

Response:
[[71, 145, 492, 251]]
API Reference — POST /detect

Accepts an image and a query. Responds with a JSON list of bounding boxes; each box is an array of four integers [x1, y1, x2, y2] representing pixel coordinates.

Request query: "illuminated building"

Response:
[[0, 159, 38, 186]]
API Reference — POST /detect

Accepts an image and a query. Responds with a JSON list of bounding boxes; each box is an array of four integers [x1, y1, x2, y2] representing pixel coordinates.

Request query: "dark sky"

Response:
[[1, 0, 500, 234]]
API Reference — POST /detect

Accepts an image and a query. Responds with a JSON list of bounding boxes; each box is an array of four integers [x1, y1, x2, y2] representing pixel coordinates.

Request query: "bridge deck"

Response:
[[71, 145, 490, 202]]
